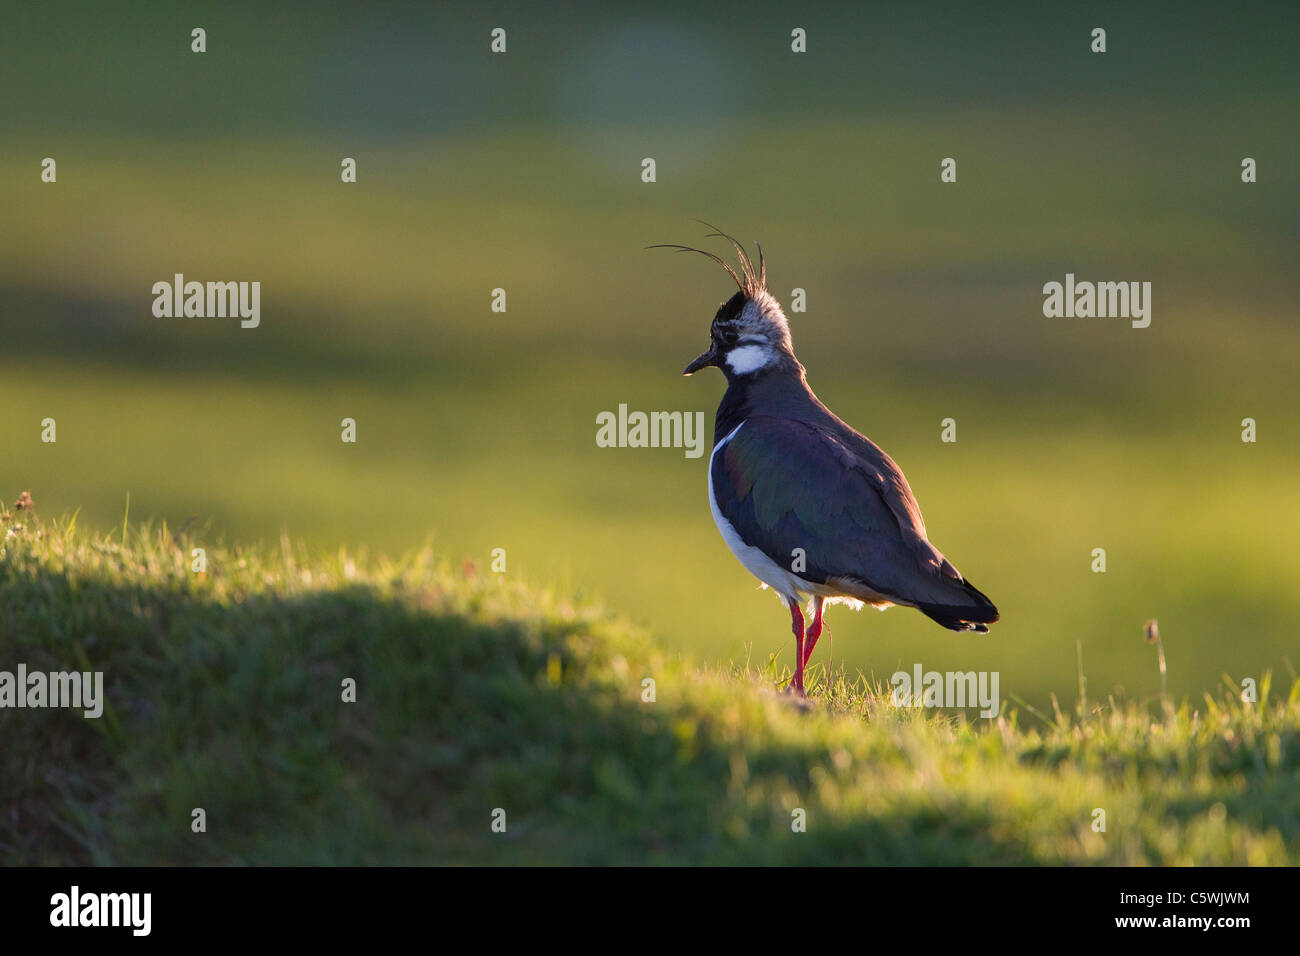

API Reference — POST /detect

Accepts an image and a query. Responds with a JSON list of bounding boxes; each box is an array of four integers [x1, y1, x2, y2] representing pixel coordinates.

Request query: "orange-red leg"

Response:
[[787, 598, 806, 695], [802, 597, 825, 670]]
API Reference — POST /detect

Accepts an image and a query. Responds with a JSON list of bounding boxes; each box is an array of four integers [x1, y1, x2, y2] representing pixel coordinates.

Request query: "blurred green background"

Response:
[[2, 0, 1297, 710]]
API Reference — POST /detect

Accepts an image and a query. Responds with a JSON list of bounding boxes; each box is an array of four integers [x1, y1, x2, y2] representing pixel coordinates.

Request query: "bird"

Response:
[[657, 227, 999, 695]]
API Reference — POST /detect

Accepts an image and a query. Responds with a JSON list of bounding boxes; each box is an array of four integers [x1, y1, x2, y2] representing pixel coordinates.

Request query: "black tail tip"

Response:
[[916, 575, 998, 633], [919, 592, 998, 633], [919, 609, 996, 633]]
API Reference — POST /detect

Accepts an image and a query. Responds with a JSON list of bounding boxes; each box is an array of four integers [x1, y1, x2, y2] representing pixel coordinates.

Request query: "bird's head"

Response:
[[652, 227, 795, 380]]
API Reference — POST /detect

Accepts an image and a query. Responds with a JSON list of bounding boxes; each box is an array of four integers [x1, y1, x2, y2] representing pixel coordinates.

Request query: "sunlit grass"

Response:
[[6, 344, 1298, 713], [4, 116, 1297, 713], [2, 517, 1295, 864]]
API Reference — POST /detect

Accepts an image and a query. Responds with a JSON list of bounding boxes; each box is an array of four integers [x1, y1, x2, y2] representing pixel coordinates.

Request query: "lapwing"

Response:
[[658, 229, 999, 695]]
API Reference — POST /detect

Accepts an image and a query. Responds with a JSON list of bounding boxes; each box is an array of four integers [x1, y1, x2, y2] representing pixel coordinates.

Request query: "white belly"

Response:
[[707, 421, 826, 603]]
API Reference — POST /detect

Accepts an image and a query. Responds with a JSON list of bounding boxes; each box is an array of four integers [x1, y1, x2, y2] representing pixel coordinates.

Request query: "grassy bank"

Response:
[[2, 507, 1296, 865]]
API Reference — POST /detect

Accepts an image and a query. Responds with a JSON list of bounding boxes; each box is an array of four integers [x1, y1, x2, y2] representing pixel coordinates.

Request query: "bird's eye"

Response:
[[717, 327, 739, 346]]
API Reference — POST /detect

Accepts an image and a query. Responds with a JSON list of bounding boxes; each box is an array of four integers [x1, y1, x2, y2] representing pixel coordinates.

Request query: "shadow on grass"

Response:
[[1, 554, 1036, 866]]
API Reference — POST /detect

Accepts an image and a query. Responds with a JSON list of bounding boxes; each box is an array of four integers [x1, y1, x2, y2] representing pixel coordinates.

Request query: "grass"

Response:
[[3, 509, 1296, 865], [4, 116, 1299, 712], [2, 0, 1298, 799]]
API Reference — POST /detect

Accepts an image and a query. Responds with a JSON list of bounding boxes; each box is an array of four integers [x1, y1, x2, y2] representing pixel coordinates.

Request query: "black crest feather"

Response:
[[647, 223, 767, 299]]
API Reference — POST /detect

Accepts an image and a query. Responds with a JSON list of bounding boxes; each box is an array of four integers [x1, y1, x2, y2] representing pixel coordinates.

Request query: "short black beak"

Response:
[[683, 346, 719, 376]]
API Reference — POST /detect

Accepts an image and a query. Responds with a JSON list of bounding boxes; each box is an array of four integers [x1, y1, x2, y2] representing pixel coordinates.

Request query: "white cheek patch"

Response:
[[726, 344, 774, 375]]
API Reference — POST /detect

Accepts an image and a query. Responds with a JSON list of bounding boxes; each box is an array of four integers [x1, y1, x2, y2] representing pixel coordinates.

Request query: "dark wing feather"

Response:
[[713, 416, 998, 625]]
